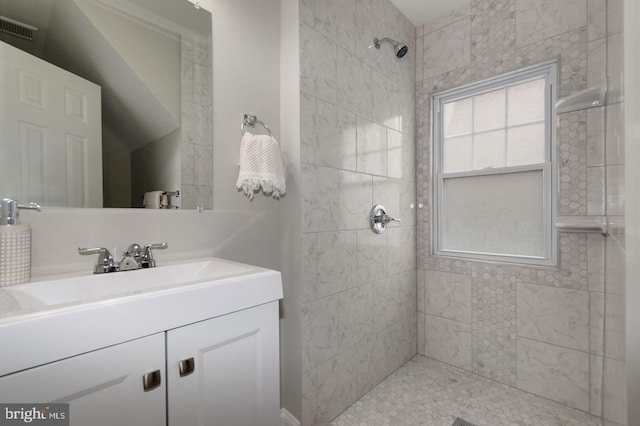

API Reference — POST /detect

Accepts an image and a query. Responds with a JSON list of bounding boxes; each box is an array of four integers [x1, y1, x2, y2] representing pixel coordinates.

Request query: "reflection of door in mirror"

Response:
[[0, 41, 102, 207], [0, 0, 213, 209]]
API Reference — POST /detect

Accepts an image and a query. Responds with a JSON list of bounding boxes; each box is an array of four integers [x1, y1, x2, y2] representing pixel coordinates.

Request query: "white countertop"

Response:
[[0, 257, 283, 376]]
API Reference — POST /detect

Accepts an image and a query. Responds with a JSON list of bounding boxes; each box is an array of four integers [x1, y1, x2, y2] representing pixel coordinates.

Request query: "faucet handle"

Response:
[[125, 243, 143, 257], [141, 242, 168, 268], [78, 247, 115, 274]]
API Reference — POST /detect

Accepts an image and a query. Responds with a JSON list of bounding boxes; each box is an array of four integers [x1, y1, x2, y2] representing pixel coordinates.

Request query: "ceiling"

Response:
[[389, 0, 469, 26]]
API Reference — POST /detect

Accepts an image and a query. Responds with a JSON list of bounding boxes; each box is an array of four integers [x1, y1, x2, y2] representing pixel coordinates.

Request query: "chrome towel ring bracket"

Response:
[[241, 114, 273, 138]]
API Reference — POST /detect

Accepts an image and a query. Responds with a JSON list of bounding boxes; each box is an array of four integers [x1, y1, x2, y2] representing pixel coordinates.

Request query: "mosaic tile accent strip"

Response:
[[331, 355, 602, 426], [470, 264, 518, 386], [558, 110, 588, 216]]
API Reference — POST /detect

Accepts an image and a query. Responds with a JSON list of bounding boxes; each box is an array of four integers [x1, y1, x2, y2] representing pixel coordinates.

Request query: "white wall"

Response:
[[210, 0, 282, 270]]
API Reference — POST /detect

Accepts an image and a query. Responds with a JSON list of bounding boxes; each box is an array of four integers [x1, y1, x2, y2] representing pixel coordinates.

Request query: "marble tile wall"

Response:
[[415, 0, 626, 423], [181, 35, 213, 209], [299, 0, 416, 424]]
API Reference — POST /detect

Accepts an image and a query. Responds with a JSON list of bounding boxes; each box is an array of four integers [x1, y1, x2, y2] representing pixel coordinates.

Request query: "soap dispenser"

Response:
[[0, 199, 41, 286]]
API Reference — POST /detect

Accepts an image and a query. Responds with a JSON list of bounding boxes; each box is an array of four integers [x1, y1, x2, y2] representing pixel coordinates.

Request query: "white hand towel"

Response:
[[236, 132, 286, 200], [143, 191, 163, 208]]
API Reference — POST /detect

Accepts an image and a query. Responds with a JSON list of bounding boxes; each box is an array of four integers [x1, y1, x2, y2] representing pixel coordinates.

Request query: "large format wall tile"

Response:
[[373, 177, 400, 220], [316, 231, 356, 297], [587, 38, 607, 87], [516, 283, 589, 351], [337, 48, 373, 117], [314, 0, 357, 53], [356, 230, 388, 285], [587, 0, 606, 41], [339, 284, 374, 351], [516, 0, 587, 46], [302, 233, 317, 303], [339, 170, 373, 230], [387, 129, 403, 179], [314, 348, 357, 424], [517, 338, 590, 411], [301, 24, 337, 103], [603, 357, 627, 425], [423, 18, 471, 80], [590, 292, 604, 355], [356, 117, 387, 176], [356, 329, 391, 397], [387, 226, 416, 275], [424, 314, 471, 370], [605, 293, 626, 360], [301, 93, 357, 170], [302, 164, 339, 233], [424, 270, 471, 323], [302, 295, 340, 372], [590, 354, 603, 416], [373, 272, 416, 333], [587, 233, 606, 292]]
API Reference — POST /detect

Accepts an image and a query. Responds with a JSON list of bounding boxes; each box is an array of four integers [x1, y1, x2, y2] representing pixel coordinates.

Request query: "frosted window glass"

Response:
[[441, 170, 545, 257], [443, 98, 472, 137], [508, 78, 545, 126], [444, 136, 473, 173], [474, 89, 505, 132], [474, 130, 505, 169], [507, 124, 546, 166]]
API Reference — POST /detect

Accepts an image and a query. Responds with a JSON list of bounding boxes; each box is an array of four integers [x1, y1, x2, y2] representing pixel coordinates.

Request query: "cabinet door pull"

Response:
[[143, 370, 162, 392], [179, 357, 195, 377]]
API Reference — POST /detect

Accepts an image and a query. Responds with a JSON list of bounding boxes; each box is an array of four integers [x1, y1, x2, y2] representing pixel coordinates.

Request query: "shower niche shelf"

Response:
[[556, 83, 607, 114]]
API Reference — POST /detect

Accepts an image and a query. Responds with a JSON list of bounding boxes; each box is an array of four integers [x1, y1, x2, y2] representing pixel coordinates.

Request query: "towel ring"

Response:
[[241, 114, 273, 138]]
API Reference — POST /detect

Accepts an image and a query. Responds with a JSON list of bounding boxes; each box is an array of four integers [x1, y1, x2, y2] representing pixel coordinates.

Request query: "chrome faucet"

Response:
[[141, 242, 168, 268], [78, 242, 168, 274]]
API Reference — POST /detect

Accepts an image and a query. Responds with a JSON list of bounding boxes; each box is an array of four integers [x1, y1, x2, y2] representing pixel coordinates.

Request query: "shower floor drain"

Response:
[[452, 418, 477, 426]]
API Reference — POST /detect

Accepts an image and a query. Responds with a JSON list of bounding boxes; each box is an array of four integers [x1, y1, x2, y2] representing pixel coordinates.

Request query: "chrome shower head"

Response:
[[370, 37, 409, 58]]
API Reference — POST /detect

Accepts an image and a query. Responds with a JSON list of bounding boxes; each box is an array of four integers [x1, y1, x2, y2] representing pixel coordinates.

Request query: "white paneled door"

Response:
[[0, 41, 102, 207]]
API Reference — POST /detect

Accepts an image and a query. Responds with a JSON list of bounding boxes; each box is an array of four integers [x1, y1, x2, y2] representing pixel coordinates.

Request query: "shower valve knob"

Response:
[[370, 205, 399, 234]]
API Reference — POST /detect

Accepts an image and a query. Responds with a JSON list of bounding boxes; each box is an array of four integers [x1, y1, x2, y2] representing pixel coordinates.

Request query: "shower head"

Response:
[[370, 37, 408, 58]]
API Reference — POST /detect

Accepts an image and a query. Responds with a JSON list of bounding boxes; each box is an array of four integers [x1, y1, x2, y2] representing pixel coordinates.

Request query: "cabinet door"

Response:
[[0, 333, 166, 426], [167, 302, 280, 426]]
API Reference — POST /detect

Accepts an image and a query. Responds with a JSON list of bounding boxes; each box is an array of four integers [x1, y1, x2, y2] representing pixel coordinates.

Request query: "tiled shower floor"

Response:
[[331, 355, 602, 426]]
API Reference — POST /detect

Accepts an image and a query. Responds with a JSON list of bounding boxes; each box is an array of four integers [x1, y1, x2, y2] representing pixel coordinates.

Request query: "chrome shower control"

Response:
[[370, 205, 400, 234]]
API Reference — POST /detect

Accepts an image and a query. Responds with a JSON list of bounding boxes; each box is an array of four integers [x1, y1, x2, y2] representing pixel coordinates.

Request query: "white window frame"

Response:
[[432, 61, 558, 266]]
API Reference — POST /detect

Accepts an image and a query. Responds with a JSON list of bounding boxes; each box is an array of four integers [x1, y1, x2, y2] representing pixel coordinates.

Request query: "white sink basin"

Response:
[[0, 258, 259, 314], [0, 257, 282, 377]]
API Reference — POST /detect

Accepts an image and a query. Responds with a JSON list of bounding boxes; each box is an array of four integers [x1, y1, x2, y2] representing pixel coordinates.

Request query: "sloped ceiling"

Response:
[[0, 0, 184, 151]]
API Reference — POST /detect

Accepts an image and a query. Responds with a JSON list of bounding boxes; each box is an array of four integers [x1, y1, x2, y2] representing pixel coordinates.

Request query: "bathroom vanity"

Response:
[[0, 257, 283, 426]]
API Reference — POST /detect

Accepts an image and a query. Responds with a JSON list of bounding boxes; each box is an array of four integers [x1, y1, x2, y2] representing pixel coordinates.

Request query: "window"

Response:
[[432, 62, 557, 266]]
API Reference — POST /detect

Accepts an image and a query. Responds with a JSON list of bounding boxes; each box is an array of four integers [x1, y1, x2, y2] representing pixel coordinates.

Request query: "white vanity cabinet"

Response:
[[0, 333, 167, 426], [0, 257, 283, 426], [166, 301, 280, 426], [0, 302, 280, 426]]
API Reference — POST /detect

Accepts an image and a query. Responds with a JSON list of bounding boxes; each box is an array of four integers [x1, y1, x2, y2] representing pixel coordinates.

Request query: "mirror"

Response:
[[0, 0, 213, 209]]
